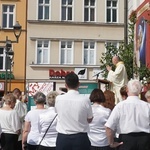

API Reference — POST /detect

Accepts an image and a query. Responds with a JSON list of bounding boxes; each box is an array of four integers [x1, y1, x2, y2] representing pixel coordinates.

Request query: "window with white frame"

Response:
[[105, 42, 119, 55], [38, 0, 50, 20], [84, 41, 95, 65], [36, 41, 49, 64], [0, 47, 11, 70], [84, 0, 95, 22], [61, 0, 73, 21], [60, 41, 73, 64], [2, 5, 15, 28], [105, 42, 119, 48], [106, 0, 118, 23]]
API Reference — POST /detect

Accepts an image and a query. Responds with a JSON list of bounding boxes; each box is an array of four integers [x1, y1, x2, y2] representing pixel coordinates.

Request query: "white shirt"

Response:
[[0, 123, 2, 134], [88, 104, 111, 147], [0, 109, 21, 134], [25, 109, 47, 145], [38, 107, 58, 147], [55, 90, 93, 134], [15, 99, 26, 121], [105, 96, 150, 134]]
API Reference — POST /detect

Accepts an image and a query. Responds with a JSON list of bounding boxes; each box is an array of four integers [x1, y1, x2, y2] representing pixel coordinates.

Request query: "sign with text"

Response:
[[49, 69, 74, 79]]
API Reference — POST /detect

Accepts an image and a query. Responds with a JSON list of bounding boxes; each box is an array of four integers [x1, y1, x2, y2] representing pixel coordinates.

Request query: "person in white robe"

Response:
[[106, 56, 128, 104]]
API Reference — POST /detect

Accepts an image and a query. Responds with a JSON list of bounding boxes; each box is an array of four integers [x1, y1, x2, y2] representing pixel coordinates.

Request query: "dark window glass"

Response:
[[62, 0, 66, 5], [112, 9, 116, 22], [68, 8, 72, 20], [90, 42, 94, 48], [0, 57, 3, 69], [61, 42, 65, 48], [9, 15, 13, 27], [68, 0, 72, 5], [84, 8, 88, 21], [0, 48, 4, 55], [45, 6, 49, 19], [45, 0, 49, 4], [67, 41, 72, 48], [90, 0, 95, 6], [39, 0, 43, 4], [112, 1, 117, 7], [62, 7, 66, 20], [2, 14, 7, 28], [9, 6, 14, 12], [107, 1, 111, 6], [3, 6, 7, 12], [38, 6, 43, 19], [107, 9, 111, 22], [85, 0, 89, 6], [90, 8, 94, 21]]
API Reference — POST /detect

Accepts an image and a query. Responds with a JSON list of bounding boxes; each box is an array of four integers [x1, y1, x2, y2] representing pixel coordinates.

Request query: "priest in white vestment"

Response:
[[106, 56, 128, 104]]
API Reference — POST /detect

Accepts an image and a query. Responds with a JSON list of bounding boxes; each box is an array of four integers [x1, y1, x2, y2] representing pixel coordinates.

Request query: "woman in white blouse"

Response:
[[0, 93, 21, 150], [88, 89, 112, 150], [38, 91, 59, 150], [22, 92, 47, 150]]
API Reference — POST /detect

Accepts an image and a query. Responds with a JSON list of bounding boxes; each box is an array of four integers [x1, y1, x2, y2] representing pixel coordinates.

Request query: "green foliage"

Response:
[[100, 10, 150, 81], [99, 18, 135, 80]]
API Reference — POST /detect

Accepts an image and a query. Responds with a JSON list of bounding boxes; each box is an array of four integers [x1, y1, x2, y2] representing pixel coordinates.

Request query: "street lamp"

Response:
[[0, 21, 22, 94]]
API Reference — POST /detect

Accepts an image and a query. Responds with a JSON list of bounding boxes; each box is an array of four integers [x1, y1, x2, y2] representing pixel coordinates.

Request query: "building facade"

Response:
[[26, 0, 125, 95], [0, 0, 27, 96]]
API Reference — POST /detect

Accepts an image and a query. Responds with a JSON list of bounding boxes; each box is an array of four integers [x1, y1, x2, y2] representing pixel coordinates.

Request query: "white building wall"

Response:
[[26, 0, 125, 91]]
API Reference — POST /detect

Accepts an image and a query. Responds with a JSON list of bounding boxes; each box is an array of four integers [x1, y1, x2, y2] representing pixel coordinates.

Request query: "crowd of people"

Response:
[[0, 63, 150, 150]]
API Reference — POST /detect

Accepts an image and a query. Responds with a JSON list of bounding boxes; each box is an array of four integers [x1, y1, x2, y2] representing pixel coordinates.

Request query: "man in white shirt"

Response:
[[55, 72, 93, 150], [105, 79, 150, 150], [106, 56, 128, 104]]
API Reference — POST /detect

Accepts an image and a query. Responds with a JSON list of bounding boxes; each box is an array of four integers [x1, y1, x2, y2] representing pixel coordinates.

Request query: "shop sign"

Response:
[[74, 68, 87, 79], [0, 73, 14, 79], [49, 69, 74, 79], [28, 82, 54, 96]]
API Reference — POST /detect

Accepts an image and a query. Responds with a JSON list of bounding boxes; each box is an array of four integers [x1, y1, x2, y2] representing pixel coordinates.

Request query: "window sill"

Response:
[[29, 63, 100, 68]]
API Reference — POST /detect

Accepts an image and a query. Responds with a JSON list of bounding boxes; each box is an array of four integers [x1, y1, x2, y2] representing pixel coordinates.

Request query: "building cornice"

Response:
[[27, 20, 125, 27]]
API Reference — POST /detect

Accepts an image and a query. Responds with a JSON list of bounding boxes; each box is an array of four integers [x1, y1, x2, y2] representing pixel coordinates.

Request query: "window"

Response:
[[105, 42, 119, 54], [83, 41, 95, 65], [38, 0, 50, 20], [60, 41, 73, 64], [106, 0, 117, 23], [0, 47, 11, 70], [2, 5, 15, 28], [84, 0, 95, 22], [36, 41, 49, 64], [106, 42, 119, 48], [61, 0, 73, 21]]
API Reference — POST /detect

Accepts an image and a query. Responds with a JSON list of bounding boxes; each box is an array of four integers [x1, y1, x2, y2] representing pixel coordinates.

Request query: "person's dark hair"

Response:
[[33, 91, 46, 104], [90, 89, 105, 103], [12, 88, 22, 95], [65, 72, 79, 89], [120, 85, 128, 98]]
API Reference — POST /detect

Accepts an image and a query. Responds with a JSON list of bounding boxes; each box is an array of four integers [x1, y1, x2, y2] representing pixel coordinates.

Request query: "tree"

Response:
[[100, 10, 150, 82]]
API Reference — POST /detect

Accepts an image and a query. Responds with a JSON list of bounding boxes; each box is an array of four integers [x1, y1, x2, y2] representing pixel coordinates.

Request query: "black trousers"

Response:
[[27, 143, 38, 150], [90, 145, 113, 150], [56, 133, 91, 150], [117, 132, 150, 150], [1, 133, 18, 150], [38, 145, 56, 150]]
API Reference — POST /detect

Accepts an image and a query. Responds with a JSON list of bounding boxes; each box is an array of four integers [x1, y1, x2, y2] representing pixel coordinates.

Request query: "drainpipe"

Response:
[[124, 0, 128, 45]]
